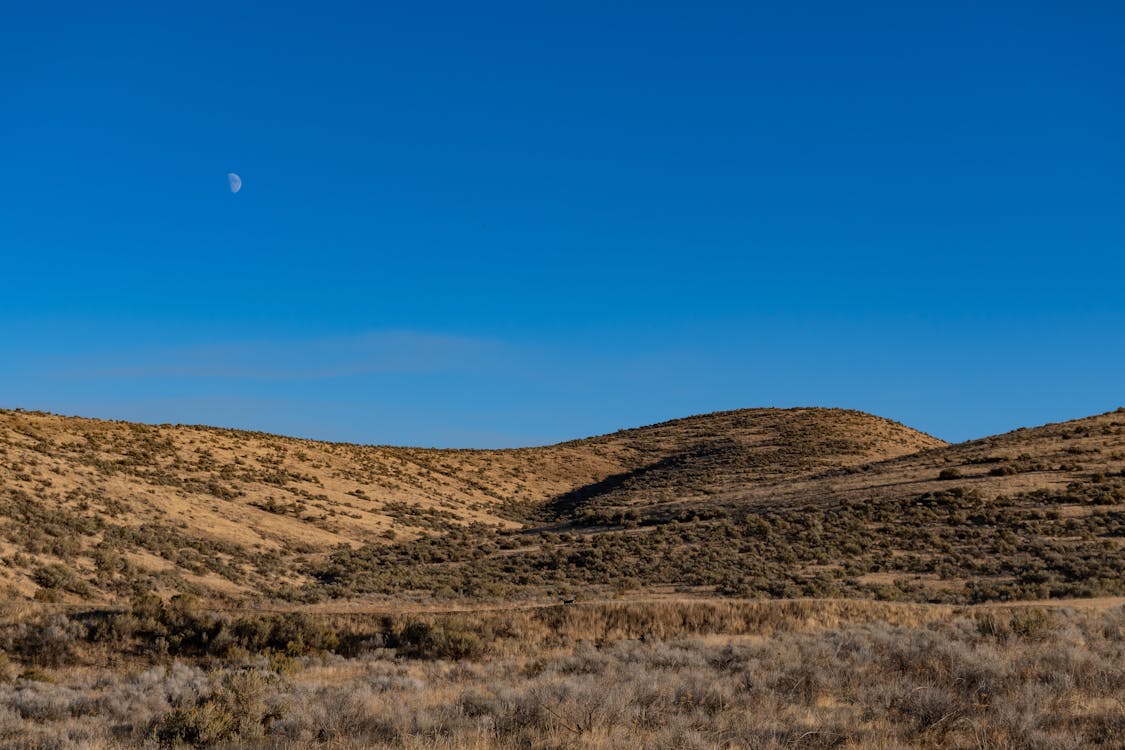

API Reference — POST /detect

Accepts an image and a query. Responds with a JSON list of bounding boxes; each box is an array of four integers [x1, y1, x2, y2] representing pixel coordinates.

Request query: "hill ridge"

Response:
[[1, 404, 945, 451]]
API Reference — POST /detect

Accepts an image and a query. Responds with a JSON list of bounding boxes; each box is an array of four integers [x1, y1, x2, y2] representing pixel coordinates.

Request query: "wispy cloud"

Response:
[[39, 330, 509, 382]]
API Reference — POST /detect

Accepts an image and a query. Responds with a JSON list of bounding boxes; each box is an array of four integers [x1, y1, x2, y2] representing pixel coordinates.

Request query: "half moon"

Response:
[[228, 173, 242, 194]]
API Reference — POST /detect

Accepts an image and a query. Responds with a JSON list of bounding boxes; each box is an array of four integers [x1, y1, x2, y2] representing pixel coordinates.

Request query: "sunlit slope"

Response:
[[0, 407, 939, 602], [543, 407, 946, 518], [761, 407, 1125, 509], [314, 409, 1125, 604], [13, 406, 1123, 605]]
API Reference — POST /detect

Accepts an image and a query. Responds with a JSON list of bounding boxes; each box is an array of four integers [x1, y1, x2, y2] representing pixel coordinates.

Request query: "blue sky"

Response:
[[2, 1, 1122, 447]]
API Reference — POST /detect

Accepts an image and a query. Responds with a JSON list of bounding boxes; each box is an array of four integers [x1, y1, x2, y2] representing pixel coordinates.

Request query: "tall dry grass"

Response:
[[0, 599, 1123, 748]]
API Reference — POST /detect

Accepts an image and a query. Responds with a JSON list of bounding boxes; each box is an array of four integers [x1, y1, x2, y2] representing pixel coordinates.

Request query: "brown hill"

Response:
[[312, 408, 1125, 604], [0, 407, 937, 603], [577, 408, 1125, 518], [543, 407, 945, 519], [542, 408, 1125, 604], [1, 405, 1123, 606]]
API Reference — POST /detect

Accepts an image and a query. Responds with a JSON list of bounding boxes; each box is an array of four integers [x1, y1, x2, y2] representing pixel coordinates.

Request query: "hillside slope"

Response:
[[316, 409, 1125, 604], [575, 409, 1125, 519], [0, 407, 938, 603], [544, 408, 946, 519], [3, 406, 1123, 606]]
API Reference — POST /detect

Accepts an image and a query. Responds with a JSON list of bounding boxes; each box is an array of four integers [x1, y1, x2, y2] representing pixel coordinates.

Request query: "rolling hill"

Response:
[[1, 405, 1123, 606]]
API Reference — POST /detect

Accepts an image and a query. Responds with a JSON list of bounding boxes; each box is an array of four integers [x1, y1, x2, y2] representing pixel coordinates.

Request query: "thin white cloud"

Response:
[[40, 330, 510, 382]]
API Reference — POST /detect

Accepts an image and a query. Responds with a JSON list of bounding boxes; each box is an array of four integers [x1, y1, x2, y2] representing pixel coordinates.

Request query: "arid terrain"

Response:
[[1, 405, 1125, 748], [2, 405, 1123, 606]]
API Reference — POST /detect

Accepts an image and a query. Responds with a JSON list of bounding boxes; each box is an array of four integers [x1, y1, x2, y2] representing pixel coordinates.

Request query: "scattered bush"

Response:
[[153, 669, 284, 748], [395, 620, 486, 660]]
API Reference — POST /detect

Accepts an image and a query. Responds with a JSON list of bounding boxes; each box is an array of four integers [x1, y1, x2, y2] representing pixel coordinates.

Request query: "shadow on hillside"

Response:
[[543, 454, 688, 520]]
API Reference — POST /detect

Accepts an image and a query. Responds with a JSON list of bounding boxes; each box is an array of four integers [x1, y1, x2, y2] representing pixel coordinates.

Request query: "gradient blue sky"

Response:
[[2, 2, 1122, 447]]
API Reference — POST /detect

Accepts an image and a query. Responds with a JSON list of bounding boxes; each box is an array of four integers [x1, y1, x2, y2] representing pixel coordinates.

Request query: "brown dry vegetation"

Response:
[[0, 598, 1124, 749], [1, 406, 1125, 605], [3, 405, 1125, 747], [0, 406, 946, 604]]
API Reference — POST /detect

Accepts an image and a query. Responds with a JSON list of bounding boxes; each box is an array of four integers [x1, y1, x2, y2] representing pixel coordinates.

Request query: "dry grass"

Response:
[[0, 599, 1123, 748]]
